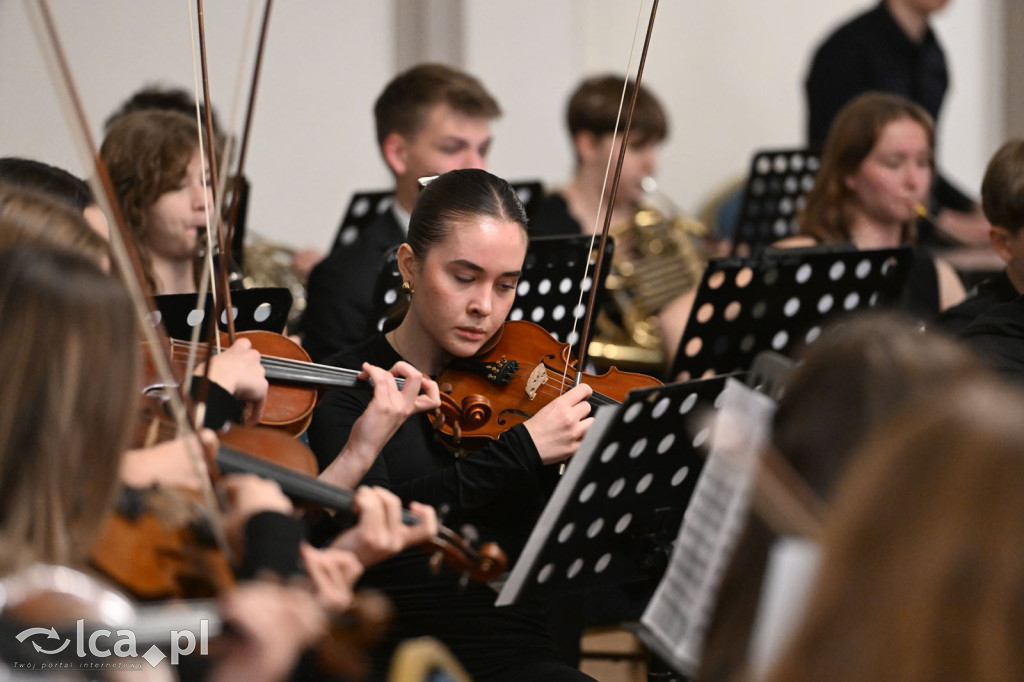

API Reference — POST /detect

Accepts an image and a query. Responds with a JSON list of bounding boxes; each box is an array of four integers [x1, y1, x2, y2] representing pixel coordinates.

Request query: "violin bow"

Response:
[[25, 0, 232, 555], [183, 0, 266, 413], [563, 0, 661, 385], [225, 0, 274, 253]]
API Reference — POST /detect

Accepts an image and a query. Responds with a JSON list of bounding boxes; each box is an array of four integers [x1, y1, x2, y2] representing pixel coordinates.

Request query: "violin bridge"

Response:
[[525, 363, 547, 400]]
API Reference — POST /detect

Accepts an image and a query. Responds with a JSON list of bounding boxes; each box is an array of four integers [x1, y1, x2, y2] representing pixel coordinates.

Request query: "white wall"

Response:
[[0, 1, 392, 251], [0, 0, 1005, 252]]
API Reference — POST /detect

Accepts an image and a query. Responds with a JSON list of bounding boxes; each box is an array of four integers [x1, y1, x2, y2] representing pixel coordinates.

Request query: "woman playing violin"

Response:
[[0, 243, 327, 681], [309, 168, 598, 681]]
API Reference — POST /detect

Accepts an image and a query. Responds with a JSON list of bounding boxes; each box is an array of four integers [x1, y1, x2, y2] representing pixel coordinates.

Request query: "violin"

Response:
[[101, 396, 506, 600], [432, 320, 663, 454], [150, 330, 391, 436], [215, 425, 507, 583]]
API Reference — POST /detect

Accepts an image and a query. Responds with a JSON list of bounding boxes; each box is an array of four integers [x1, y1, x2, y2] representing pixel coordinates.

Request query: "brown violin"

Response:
[[432, 320, 663, 454], [150, 329, 387, 436], [101, 399, 506, 599]]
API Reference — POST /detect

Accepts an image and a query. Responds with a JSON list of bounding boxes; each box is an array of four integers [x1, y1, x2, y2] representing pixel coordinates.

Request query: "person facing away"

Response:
[[530, 74, 704, 371], [759, 374, 1024, 682], [0, 156, 109, 240], [774, 91, 965, 319], [937, 138, 1024, 335], [696, 311, 984, 682], [804, 0, 990, 245], [300, 63, 502, 363], [308, 168, 597, 682]]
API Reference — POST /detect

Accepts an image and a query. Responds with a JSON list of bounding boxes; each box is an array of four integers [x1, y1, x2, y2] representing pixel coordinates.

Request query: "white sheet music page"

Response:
[[638, 377, 776, 675]]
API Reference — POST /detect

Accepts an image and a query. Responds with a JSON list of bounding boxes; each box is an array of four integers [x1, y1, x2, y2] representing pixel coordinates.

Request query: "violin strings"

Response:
[[167, 339, 406, 389]]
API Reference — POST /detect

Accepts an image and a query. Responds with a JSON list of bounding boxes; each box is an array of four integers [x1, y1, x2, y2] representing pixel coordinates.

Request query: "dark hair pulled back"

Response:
[[407, 169, 528, 259]]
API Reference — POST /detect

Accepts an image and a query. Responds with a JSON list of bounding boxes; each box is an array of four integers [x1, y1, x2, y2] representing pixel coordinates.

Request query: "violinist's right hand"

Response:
[[320, 361, 441, 488], [205, 337, 268, 426], [523, 383, 595, 465], [210, 581, 326, 682]]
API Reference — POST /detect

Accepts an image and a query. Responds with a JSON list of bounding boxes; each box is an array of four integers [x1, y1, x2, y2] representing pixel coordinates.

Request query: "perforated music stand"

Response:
[[495, 374, 734, 606], [730, 149, 820, 258], [668, 245, 912, 381], [153, 287, 293, 341], [370, 234, 615, 355], [330, 189, 394, 254], [330, 181, 546, 254]]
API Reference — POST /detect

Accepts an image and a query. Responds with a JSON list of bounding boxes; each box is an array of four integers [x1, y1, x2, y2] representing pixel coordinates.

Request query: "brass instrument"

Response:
[[242, 236, 309, 328], [589, 177, 708, 374]]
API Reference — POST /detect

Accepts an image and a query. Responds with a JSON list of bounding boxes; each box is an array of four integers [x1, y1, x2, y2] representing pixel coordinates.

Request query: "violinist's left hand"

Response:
[[320, 361, 440, 488], [205, 337, 268, 426], [329, 486, 439, 567], [299, 543, 363, 614]]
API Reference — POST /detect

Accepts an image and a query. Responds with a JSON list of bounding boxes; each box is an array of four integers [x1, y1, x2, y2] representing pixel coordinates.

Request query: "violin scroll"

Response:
[[424, 527, 507, 584]]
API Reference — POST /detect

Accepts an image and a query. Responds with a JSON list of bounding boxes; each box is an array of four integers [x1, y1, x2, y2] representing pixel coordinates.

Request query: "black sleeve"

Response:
[[188, 379, 245, 430], [961, 298, 1024, 385], [235, 511, 306, 580], [805, 35, 869, 149], [308, 384, 543, 514]]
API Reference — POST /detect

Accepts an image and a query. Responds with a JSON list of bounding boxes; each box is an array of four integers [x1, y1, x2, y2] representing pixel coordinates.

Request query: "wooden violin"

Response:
[[432, 320, 663, 454], [105, 398, 506, 598], [148, 330, 400, 437]]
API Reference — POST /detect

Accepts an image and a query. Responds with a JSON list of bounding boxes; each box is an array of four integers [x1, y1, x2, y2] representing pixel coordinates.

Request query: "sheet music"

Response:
[[638, 377, 776, 675]]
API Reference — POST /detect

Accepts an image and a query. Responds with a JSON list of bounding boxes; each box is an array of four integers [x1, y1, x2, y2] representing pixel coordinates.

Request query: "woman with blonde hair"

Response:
[[778, 91, 965, 316]]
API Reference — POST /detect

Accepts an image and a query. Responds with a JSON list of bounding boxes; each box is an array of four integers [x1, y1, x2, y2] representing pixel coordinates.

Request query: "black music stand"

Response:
[[330, 181, 546, 255], [668, 245, 912, 381], [370, 234, 615, 355], [730, 149, 820, 258], [330, 189, 394, 254], [495, 374, 733, 607], [153, 287, 293, 341]]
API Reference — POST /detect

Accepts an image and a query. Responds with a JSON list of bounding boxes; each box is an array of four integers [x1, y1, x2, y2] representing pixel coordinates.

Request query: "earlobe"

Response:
[[382, 132, 408, 176]]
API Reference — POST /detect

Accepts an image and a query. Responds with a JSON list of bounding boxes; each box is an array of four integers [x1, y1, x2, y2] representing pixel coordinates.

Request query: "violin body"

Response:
[[433, 320, 662, 454], [91, 486, 236, 601]]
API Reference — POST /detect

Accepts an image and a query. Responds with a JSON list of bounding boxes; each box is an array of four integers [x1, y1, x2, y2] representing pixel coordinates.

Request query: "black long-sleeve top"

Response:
[[307, 334, 579, 681]]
